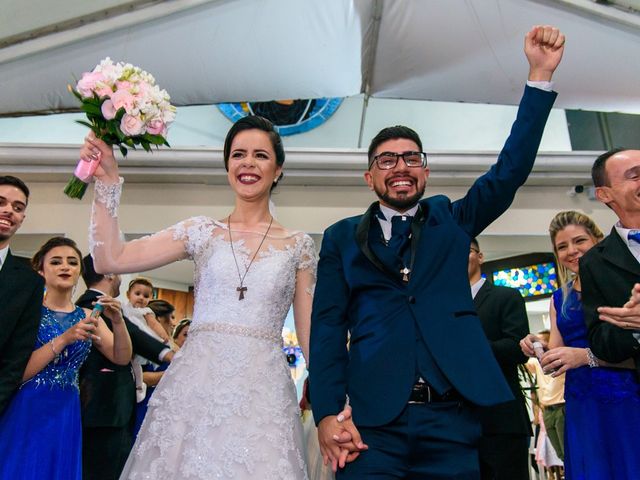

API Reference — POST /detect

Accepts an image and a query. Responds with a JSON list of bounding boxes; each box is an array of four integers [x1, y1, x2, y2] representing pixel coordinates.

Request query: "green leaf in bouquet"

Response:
[[119, 145, 129, 157], [125, 138, 135, 148], [111, 125, 125, 142], [163, 140, 171, 147], [69, 87, 83, 101], [141, 140, 151, 152], [81, 103, 102, 116], [87, 95, 102, 106], [75, 120, 95, 130], [145, 134, 166, 146], [115, 108, 126, 121]]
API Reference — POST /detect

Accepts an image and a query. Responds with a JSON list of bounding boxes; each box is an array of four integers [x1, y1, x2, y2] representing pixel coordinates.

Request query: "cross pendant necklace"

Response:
[[400, 266, 411, 282], [228, 214, 274, 300]]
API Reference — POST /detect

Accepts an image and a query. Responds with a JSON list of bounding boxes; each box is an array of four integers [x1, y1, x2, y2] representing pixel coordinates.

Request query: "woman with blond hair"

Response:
[[521, 211, 640, 479]]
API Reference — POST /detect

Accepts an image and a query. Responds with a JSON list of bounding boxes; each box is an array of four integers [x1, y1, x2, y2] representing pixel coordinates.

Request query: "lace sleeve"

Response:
[[165, 216, 215, 261], [90, 177, 193, 274], [297, 233, 318, 275], [292, 233, 317, 363]]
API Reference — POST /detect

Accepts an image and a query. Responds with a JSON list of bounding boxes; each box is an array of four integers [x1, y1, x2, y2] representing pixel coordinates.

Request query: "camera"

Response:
[[566, 185, 584, 197]]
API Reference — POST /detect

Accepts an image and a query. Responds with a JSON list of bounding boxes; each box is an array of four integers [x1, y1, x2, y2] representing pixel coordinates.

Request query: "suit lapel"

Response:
[[473, 280, 492, 309], [600, 228, 640, 277], [356, 202, 397, 277], [0, 251, 27, 303]]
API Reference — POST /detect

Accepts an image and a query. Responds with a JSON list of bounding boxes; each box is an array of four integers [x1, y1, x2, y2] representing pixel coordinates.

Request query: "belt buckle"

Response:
[[408, 383, 431, 404]]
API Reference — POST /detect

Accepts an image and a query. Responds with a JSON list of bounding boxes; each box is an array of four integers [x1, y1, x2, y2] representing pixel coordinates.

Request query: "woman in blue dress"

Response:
[[0, 236, 132, 480], [521, 211, 640, 479]]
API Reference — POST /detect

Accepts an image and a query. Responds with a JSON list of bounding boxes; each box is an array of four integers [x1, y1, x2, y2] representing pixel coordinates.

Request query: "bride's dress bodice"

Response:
[[170, 216, 315, 342]]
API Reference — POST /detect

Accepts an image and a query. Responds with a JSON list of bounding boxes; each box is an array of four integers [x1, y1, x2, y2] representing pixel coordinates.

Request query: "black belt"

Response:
[[408, 383, 463, 404]]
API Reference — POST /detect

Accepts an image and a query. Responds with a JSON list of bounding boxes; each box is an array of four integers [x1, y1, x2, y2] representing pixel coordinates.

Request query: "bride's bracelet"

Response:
[[585, 347, 599, 368]]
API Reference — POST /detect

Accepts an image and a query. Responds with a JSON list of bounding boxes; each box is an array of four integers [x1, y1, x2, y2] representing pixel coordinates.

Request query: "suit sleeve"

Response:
[[582, 257, 639, 362], [126, 317, 167, 362], [452, 86, 557, 237], [490, 288, 529, 365], [0, 276, 43, 414], [309, 226, 350, 424]]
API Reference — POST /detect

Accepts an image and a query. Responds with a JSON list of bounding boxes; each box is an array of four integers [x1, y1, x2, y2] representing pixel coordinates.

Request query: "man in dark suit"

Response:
[[77, 254, 173, 480], [468, 238, 531, 480], [310, 26, 564, 478], [0, 175, 44, 415], [583, 148, 640, 372]]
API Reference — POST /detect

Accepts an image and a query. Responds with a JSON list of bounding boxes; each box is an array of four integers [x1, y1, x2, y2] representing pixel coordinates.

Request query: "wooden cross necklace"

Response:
[[227, 214, 274, 300]]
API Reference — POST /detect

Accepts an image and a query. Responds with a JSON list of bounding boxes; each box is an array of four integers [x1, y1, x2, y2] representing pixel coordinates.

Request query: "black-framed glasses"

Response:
[[370, 151, 427, 170]]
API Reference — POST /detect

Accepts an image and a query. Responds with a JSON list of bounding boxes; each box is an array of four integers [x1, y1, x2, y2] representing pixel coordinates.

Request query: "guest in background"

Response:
[[0, 237, 131, 480], [468, 238, 531, 480], [133, 300, 176, 438], [582, 149, 640, 377], [521, 211, 640, 479], [524, 331, 565, 468], [0, 175, 44, 415], [77, 254, 173, 480], [172, 318, 191, 349], [147, 299, 177, 344]]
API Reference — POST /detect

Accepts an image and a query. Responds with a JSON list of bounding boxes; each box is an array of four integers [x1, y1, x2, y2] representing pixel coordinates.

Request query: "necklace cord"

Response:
[[227, 215, 274, 298]]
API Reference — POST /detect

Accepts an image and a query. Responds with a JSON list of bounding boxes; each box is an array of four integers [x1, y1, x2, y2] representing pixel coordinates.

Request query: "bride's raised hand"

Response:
[[79, 131, 120, 183]]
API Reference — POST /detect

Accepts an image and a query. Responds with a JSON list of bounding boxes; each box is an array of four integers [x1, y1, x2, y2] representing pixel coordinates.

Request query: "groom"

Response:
[[310, 26, 565, 478]]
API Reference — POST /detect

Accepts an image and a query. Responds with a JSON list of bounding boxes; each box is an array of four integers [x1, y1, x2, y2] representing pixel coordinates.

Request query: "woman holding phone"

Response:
[[0, 237, 131, 480], [521, 211, 640, 479]]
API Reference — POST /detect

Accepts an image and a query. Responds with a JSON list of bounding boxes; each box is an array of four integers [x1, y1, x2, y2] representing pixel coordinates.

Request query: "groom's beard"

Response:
[[375, 183, 425, 211]]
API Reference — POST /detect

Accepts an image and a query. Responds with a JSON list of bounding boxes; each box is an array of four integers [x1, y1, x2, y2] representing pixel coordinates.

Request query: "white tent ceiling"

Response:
[[2, 0, 640, 117]]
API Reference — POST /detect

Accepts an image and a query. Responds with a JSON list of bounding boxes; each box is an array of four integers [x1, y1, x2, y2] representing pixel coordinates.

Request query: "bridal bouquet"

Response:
[[64, 58, 176, 199]]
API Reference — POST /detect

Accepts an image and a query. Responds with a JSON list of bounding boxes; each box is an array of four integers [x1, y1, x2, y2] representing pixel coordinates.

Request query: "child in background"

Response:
[[123, 278, 169, 343], [123, 278, 170, 404]]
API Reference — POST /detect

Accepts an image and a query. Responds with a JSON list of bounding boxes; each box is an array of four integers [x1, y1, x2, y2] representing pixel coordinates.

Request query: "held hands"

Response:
[[598, 283, 640, 330], [317, 405, 368, 472], [524, 25, 565, 81], [79, 131, 119, 183]]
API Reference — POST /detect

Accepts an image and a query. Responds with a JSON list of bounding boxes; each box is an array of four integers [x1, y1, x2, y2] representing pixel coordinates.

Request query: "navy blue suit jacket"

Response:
[[310, 86, 557, 427]]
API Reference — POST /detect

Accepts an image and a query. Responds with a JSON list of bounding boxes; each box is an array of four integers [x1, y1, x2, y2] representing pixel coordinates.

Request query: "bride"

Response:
[[81, 116, 315, 479]]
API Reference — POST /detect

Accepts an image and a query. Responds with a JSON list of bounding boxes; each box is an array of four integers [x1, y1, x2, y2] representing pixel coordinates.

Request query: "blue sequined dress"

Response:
[[0, 306, 91, 480], [554, 287, 640, 480]]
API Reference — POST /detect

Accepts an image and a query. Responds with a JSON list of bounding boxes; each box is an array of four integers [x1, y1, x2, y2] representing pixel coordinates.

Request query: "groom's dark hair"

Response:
[[367, 125, 423, 169]]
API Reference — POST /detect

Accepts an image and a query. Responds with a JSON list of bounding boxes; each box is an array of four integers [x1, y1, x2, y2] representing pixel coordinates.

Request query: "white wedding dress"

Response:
[[90, 180, 315, 480]]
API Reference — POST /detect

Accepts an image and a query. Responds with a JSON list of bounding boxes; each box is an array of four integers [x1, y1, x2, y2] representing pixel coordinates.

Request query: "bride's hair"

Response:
[[223, 115, 285, 191]]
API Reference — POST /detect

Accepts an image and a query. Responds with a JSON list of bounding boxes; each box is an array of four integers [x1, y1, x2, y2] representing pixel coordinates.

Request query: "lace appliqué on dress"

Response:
[[89, 177, 124, 257], [94, 177, 124, 218]]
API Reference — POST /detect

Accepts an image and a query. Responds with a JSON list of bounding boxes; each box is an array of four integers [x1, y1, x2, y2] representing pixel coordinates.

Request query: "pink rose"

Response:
[[145, 119, 166, 136], [95, 84, 113, 98], [115, 80, 132, 91], [120, 114, 144, 136], [110, 89, 136, 114], [76, 71, 106, 98], [101, 100, 117, 120]]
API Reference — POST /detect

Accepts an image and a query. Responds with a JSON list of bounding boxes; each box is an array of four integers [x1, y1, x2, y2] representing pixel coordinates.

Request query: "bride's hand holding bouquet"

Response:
[[65, 58, 176, 199]]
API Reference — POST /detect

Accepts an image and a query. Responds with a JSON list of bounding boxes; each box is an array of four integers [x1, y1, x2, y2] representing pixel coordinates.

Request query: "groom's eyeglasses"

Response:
[[370, 151, 427, 170]]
